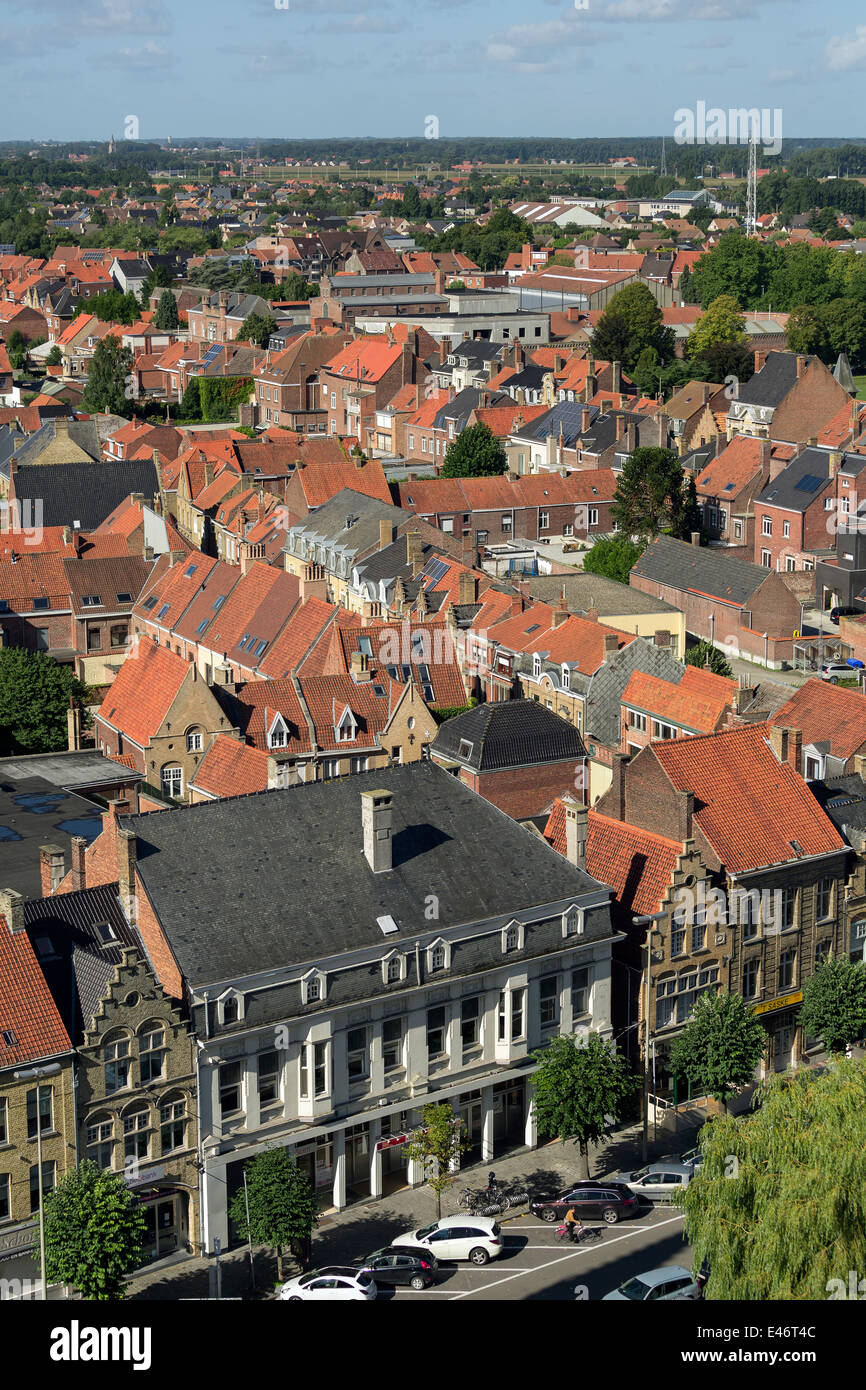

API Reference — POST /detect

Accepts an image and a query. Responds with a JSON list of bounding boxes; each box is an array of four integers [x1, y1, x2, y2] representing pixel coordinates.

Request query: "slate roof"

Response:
[[513, 400, 600, 447], [809, 773, 866, 842], [735, 351, 813, 408], [0, 750, 143, 791], [22, 884, 139, 1043], [11, 458, 159, 529], [630, 534, 769, 605], [285, 489, 406, 564], [522, 573, 680, 617], [431, 699, 586, 771], [584, 636, 685, 748], [755, 447, 833, 513], [123, 760, 609, 985]]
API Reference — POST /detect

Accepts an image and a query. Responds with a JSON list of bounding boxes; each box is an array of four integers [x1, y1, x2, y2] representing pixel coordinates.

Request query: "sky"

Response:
[[1, 0, 865, 144]]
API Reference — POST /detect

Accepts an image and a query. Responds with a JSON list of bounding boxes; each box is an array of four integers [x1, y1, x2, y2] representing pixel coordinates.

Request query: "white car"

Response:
[[392, 1215, 503, 1265], [278, 1266, 377, 1301], [603, 1264, 701, 1301]]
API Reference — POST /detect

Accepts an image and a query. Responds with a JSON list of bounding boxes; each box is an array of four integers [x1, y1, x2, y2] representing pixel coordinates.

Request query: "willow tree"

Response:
[[681, 1059, 866, 1299]]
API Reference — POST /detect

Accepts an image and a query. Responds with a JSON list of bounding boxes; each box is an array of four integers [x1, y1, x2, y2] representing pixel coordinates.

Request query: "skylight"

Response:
[[377, 915, 399, 936]]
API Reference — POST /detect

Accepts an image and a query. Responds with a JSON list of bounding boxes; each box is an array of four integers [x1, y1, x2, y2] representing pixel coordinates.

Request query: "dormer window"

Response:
[[302, 970, 326, 1004], [562, 905, 585, 938], [427, 939, 450, 973], [220, 993, 242, 1026], [268, 714, 289, 749], [382, 951, 405, 985], [334, 705, 358, 743], [502, 921, 524, 953], [562, 664, 570, 690], [457, 738, 473, 761], [533, 653, 542, 678]]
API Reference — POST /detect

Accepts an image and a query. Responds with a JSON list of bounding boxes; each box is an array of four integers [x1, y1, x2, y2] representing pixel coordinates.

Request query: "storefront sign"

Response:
[[376, 1133, 409, 1151], [122, 1164, 166, 1187], [753, 990, 803, 1017], [0, 1224, 36, 1261]]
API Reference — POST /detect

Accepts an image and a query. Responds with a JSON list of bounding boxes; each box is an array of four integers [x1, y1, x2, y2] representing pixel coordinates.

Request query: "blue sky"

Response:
[[1, 0, 865, 143]]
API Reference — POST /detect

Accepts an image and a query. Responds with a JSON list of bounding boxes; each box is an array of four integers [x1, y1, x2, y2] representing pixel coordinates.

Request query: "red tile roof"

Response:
[[543, 799, 682, 917], [0, 917, 73, 1066], [322, 337, 404, 384], [97, 639, 189, 748], [622, 668, 735, 734], [769, 678, 866, 761], [296, 458, 392, 509], [651, 723, 845, 872], [189, 734, 270, 799]]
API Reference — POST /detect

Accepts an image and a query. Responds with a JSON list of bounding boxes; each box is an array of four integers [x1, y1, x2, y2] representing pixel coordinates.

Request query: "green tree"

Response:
[[46, 344, 62, 366], [786, 303, 830, 358], [229, 1149, 318, 1280], [582, 533, 646, 585], [590, 282, 675, 372], [531, 1033, 638, 1178], [235, 311, 276, 348], [612, 446, 696, 540], [81, 288, 140, 325], [681, 1058, 866, 1299], [6, 328, 28, 369], [441, 422, 507, 477], [404, 1102, 468, 1219], [153, 289, 179, 330], [81, 334, 133, 415], [670, 990, 766, 1111], [0, 647, 90, 754], [686, 295, 746, 360], [799, 958, 866, 1054], [684, 640, 733, 678], [42, 1161, 146, 1300]]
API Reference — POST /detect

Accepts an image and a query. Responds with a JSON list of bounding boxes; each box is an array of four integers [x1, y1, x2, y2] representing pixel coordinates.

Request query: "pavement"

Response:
[[127, 1115, 698, 1302]]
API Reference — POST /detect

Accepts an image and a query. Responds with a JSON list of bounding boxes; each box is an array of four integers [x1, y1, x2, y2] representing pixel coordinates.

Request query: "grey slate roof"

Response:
[[521, 572, 680, 617], [735, 351, 813, 408], [11, 458, 159, 529], [432, 387, 511, 432], [754, 446, 834, 513], [731, 679, 796, 724], [809, 774, 866, 843], [584, 636, 685, 748], [123, 760, 606, 986], [515, 401, 601, 447], [22, 884, 140, 1042], [285, 488, 407, 565], [630, 534, 769, 605], [431, 699, 586, 771]]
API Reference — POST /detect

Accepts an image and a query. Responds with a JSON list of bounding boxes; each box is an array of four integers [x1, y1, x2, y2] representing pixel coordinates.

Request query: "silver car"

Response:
[[820, 662, 855, 683], [608, 1162, 694, 1201], [603, 1264, 701, 1301]]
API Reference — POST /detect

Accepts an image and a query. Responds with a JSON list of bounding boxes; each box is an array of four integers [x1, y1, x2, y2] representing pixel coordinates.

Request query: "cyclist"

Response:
[[563, 1206, 584, 1242]]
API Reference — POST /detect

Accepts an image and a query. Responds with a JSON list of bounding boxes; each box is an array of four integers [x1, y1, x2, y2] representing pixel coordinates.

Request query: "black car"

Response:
[[355, 1246, 438, 1290], [830, 606, 860, 624], [530, 1181, 638, 1225]]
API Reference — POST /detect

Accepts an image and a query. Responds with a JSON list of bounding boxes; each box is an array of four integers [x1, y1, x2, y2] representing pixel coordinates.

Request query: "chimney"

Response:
[[788, 726, 803, 772], [625, 422, 637, 452], [796, 355, 806, 379], [379, 519, 397, 550], [565, 800, 589, 862], [406, 530, 424, 577], [829, 450, 843, 479], [769, 725, 789, 764], [69, 836, 87, 892], [611, 360, 622, 393], [753, 350, 767, 373], [117, 827, 137, 923], [585, 606, 599, 623], [603, 631, 619, 657], [807, 436, 817, 448], [40, 843, 66, 897], [581, 405, 591, 433], [510, 593, 524, 617], [62, 524, 72, 545], [759, 439, 772, 473], [108, 797, 131, 821], [608, 752, 628, 822], [616, 415, 625, 440], [361, 788, 393, 873], [851, 399, 861, 430], [458, 570, 478, 605], [676, 788, 694, 841], [0, 888, 25, 934], [351, 650, 371, 682], [734, 680, 756, 714], [67, 702, 82, 751], [552, 606, 569, 629], [657, 412, 669, 448], [691, 531, 701, 547]]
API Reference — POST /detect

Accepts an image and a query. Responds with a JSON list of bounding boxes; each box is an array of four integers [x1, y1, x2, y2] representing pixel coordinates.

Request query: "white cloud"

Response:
[[826, 25, 866, 72], [0, 0, 173, 32]]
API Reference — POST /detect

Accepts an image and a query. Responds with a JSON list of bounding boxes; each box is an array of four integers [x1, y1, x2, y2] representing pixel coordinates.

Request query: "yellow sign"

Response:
[[753, 990, 803, 1017], [793, 630, 800, 639]]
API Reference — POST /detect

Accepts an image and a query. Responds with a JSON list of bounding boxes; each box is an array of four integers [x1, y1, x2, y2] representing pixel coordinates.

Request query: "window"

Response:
[[691, 916, 706, 953], [255, 1050, 280, 1114], [461, 997, 480, 1056], [222, 995, 239, 1025], [0, 1096, 6, 1144], [783, 521, 790, 538], [219, 1061, 243, 1117], [304, 975, 322, 1004], [160, 1095, 187, 1153], [427, 1006, 447, 1059], [139, 1022, 165, 1083], [785, 556, 796, 572], [571, 967, 590, 1018], [761, 549, 771, 567], [382, 1017, 405, 1073], [30, 1161, 55, 1213], [110, 624, 127, 648], [540, 976, 559, 1028], [816, 878, 832, 922], [562, 906, 584, 937], [186, 729, 203, 753], [85, 1115, 113, 1169], [384, 954, 403, 984], [502, 922, 522, 952], [123, 1105, 150, 1165], [104, 1032, 131, 1093], [0, 1172, 9, 1221], [779, 886, 796, 930], [87, 627, 102, 651], [26, 1086, 52, 1140], [161, 765, 183, 799], [656, 976, 676, 1028], [815, 939, 832, 967], [740, 891, 759, 939], [779, 947, 796, 990], [429, 944, 446, 972], [347, 1027, 369, 1082], [628, 710, 647, 732], [511, 987, 526, 1041], [539, 511, 549, 529], [742, 958, 760, 999], [671, 912, 687, 957]]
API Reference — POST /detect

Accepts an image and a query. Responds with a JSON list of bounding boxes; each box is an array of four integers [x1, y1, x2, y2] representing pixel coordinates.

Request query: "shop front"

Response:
[[753, 990, 804, 1074], [492, 1078, 526, 1154], [345, 1122, 371, 1203], [377, 1112, 411, 1196], [295, 1135, 335, 1211], [459, 1090, 484, 1164]]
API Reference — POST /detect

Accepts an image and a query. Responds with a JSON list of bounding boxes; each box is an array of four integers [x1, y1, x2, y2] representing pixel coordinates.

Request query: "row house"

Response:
[[620, 666, 737, 753], [76, 762, 618, 1246], [695, 436, 778, 553], [767, 679, 866, 783], [629, 534, 801, 668], [253, 330, 351, 432], [726, 351, 852, 446], [328, 619, 469, 714], [186, 292, 272, 345], [319, 336, 425, 440], [665, 381, 728, 454], [593, 725, 849, 1081], [281, 451, 391, 523], [311, 273, 444, 331], [55, 314, 115, 378], [754, 447, 866, 579], [810, 771, 866, 962], [393, 470, 618, 549], [282, 492, 417, 611]]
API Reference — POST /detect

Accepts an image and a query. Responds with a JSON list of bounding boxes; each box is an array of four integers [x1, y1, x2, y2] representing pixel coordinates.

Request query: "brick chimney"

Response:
[[406, 530, 424, 576], [510, 593, 524, 617], [657, 412, 669, 447], [581, 406, 591, 433], [458, 571, 478, 605], [361, 788, 393, 873], [753, 350, 767, 373], [351, 650, 371, 682], [796, 355, 807, 379], [769, 725, 789, 764], [552, 606, 569, 629], [851, 399, 861, 430], [380, 519, 397, 550], [565, 800, 589, 863], [691, 531, 701, 546], [68, 836, 88, 891], [40, 843, 66, 897], [0, 888, 25, 934], [829, 450, 843, 479], [611, 360, 622, 394], [585, 606, 599, 623], [608, 752, 628, 822], [625, 422, 637, 452], [653, 629, 671, 648], [117, 827, 137, 923], [676, 788, 694, 841], [616, 415, 625, 440], [603, 631, 619, 657]]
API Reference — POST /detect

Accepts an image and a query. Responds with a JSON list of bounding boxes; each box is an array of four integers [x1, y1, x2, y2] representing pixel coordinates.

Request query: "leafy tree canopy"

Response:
[[590, 281, 676, 373], [685, 294, 746, 360], [80, 333, 133, 416], [42, 1161, 146, 1300], [531, 1033, 638, 1178], [0, 647, 90, 755], [235, 311, 277, 348], [582, 533, 646, 585], [229, 1149, 318, 1280], [799, 957, 866, 1054], [684, 639, 733, 678], [612, 445, 699, 540], [669, 990, 766, 1109], [440, 422, 507, 477], [153, 288, 179, 330]]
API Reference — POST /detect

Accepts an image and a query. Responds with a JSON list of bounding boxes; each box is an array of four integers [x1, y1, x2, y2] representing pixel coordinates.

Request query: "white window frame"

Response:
[[501, 920, 524, 953], [382, 951, 406, 985], [562, 904, 585, 938], [302, 970, 327, 1005], [218, 991, 244, 1025]]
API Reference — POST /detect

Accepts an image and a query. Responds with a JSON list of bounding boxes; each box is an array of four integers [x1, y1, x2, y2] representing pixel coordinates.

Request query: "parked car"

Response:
[[355, 1246, 437, 1290], [529, 1181, 638, 1225], [278, 1266, 377, 1301], [830, 606, 860, 625], [607, 1162, 694, 1201], [392, 1215, 503, 1265], [602, 1264, 701, 1301], [821, 661, 859, 683], [657, 1145, 704, 1170]]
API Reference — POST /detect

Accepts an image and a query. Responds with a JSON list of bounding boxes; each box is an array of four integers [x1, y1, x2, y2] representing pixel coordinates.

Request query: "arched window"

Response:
[[161, 764, 183, 799], [160, 1092, 187, 1154], [223, 995, 239, 1025], [430, 944, 445, 972], [139, 1021, 166, 1083], [103, 1030, 131, 1094], [186, 727, 203, 753], [86, 1112, 114, 1169]]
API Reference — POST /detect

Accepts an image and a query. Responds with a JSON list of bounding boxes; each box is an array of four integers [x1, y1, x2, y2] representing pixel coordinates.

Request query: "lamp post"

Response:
[[13, 1062, 61, 1302]]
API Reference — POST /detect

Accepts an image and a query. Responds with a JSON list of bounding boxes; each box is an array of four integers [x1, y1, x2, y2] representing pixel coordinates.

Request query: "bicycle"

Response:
[[554, 1223, 604, 1245]]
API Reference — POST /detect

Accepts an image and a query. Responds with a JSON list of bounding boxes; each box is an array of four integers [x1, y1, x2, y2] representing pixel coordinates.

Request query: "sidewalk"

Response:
[[126, 1116, 679, 1301]]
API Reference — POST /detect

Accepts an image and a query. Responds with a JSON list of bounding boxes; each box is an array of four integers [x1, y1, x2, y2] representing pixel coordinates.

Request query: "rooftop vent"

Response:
[[376, 914, 399, 936]]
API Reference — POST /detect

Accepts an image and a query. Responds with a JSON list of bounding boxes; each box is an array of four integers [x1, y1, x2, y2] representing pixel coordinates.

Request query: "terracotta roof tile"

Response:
[[0, 917, 72, 1066], [97, 639, 189, 749], [189, 734, 270, 799], [769, 678, 866, 761]]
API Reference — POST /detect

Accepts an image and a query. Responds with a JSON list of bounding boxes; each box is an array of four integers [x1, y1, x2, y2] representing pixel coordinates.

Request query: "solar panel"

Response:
[[425, 558, 448, 583], [794, 474, 825, 493], [201, 344, 224, 367]]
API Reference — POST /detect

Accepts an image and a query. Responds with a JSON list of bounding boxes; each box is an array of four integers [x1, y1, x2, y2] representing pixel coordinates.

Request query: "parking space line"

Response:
[[447, 1212, 687, 1300]]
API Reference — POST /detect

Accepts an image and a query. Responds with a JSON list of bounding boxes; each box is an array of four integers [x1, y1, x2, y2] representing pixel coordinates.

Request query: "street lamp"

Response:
[[13, 1062, 61, 1302]]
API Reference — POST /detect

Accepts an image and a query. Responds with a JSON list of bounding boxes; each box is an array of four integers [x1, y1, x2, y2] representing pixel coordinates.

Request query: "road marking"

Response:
[[448, 1212, 687, 1300]]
